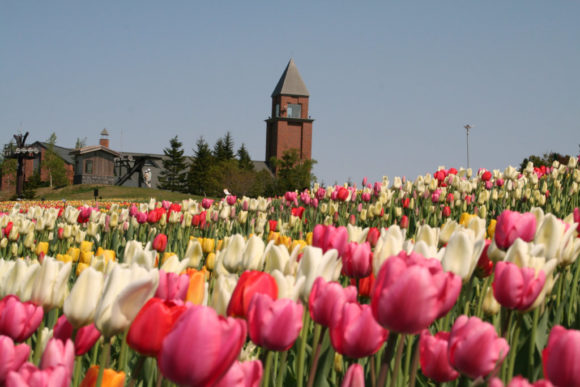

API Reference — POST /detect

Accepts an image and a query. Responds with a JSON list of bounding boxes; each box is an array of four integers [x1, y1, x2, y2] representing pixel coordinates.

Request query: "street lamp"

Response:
[[464, 124, 472, 170]]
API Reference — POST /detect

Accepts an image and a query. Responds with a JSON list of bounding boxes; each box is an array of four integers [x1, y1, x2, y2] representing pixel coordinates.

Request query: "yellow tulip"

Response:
[[487, 219, 497, 239], [56, 254, 73, 263], [268, 231, 279, 242], [291, 239, 307, 253], [162, 252, 174, 265], [201, 238, 215, 254], [459, 212, 478, 227], [76, 262, 89, 276], [205, 252, 216, 270], [306, 232, 313, 246], [79, 250, 94, 265], [67, 247, 80, 262], [35, 241, 49, 256], [80, 240, 93, 252]]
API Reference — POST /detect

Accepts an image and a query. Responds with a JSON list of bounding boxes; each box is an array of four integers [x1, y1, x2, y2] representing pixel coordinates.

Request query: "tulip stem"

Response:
[[96, 340, 111, 387], [275, 350, 288, 387], [73, 356, 82, 387], [528, 307, 539, 377], [306, 325, 325, 387], [408, 336, 420, 387], [390, 334, 406, 387], [296, 311, 310, 387], [33, 318, 46, 366], [377, 332, 399, 387], [403, 335, 413, 381], [507, 319, 521, 381], [262, 350, 274, 387], [567, 261, 580, 325], [119, 331, 129, 373], [128, 356, 145, 387]]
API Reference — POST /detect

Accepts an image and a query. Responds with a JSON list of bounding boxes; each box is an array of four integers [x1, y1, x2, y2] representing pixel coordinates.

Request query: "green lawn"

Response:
[[24, 184, 204, 202]]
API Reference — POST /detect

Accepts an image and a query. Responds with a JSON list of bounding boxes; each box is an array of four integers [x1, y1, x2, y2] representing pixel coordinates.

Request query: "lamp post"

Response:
[[464, 124, 472, 170]]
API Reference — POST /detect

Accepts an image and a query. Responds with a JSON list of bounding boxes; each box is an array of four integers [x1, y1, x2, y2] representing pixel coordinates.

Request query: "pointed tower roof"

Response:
[[271, 59, 310, 97]]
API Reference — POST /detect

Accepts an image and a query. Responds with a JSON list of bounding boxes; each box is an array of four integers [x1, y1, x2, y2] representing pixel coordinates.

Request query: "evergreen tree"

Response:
[[237, 143, 254, 171], [213, 132, 235, 162], [158, 136, 188, 192], [271, 149, 316, 194], [188, 137, 214, 195], [44, 133, 69, 188]]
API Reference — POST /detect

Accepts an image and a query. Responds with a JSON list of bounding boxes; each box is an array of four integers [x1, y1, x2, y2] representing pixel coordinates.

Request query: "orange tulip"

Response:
[[79, 366, 125, 387], [185, 269, 207, 305]]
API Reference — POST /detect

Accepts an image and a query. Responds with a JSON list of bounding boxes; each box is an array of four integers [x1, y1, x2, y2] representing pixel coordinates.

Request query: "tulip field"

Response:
[[1, 160, 580, 387]]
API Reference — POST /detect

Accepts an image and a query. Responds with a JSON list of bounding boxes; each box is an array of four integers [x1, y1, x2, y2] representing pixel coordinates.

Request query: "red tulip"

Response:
[[152, 233, 168, 252], [309, 277, 357, 328], [400, 215, 409, 229], [247, 293, 303, 351], [268, 220, 277, 232], [341, 242, 372, 279], [3, 222, 13, 238], [448, 315, 509, 379], [52, 315, 101, 356], [0, 335, 30, 385], [155, 270, 190, 301], [213, 360, 263, 387], [542, 325, 580, 386], [481, 170, 492, 181], [0, 295, 44, 342], [158, 305, 247, 386], [366, 227, 380, 248], [337, 187, 350, 201], [489, 376, 553, 387], [227, 271, 278, 319], [330, 302, 388, 358], [419, 330, 459, 383], [371, 251, 461, 334], [350, 272, 375, 298], [494, 210, 536, 250], [476, 239, 494, 277], [127, 298, 188, 357], [341, 364, 365, 387], [442, 206, 451, 218], [493, 261, 545, 310]]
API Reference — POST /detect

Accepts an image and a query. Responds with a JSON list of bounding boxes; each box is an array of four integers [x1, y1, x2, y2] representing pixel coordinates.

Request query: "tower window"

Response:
[[287, 104, 301, 118], [85, 160, 93, 174], [275, 104, 280, 117]]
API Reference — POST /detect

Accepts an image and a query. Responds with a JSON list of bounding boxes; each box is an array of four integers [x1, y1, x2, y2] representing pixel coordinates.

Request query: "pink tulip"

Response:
[[247, 293, 303, 352], [494, 210, 537, 250], [155, 270, 190, 301], [6, 363, 69, 387], [40, 338, 74, 383], [574, 207, 580, 233], [542, 325, 580, 386], [330, 302, 388, 358], [419, 330, 459, 383], [213, 360, 263, 387], [493, 261, 545, 310], [226, 195, 237, 206], [52, 315, 101, 356], [158, 305, 247, 386], [0, 295, 44, 342], [341, 363, 365, 387], [135, 211, 148, 224], [0, 335, 30, 384], [341, 242, 373, 279], [489, 376, 553, 387], [448, 315, 509, 379], [312, 224, 349, 256], [371, 251, 461, 334], [201, 198, 214, 209], [309, 278, 357, 328]]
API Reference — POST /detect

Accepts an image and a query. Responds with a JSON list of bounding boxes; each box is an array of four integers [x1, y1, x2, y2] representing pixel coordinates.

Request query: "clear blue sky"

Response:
[[2, 1, 579, 186]]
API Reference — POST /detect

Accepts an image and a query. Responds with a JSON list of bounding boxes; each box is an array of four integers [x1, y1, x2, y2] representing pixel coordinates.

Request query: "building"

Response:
[[265, 58, 314, 170]]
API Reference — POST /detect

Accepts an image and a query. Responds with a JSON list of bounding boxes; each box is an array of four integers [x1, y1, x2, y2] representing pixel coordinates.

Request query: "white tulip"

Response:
[[441, 229, 485, 281], [64, 267, 104, 328], [373, 225, 405, 274], [296, 246, 341, 302], [210, 274, 239, 316], [30, 257, 72, 310], [241, 235, 266, 271]]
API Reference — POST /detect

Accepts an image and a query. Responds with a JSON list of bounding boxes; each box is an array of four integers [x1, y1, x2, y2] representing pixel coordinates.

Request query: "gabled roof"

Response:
[[70, 145, 120, 157], [271, 59, 310, 97], [35, 142, 75, 164]]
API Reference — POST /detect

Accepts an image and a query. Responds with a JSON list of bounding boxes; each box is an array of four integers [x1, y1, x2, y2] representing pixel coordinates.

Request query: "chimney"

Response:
[[99, 128, 110, 148]]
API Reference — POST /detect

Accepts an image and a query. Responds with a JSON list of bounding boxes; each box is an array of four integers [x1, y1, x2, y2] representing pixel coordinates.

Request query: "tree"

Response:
[[270, 149, 316, 194], [44, 133, 69, 188], [519, 151, 571, 172], [213, 132, 235, 162], [75, 137, 87, 149], [237, 143, 254, 171], [188, 137, 214, 195], [158, 136, 188, 192]]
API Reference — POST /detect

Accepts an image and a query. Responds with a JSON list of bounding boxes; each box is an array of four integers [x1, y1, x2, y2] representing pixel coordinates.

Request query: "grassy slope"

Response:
[[4, 184, 204, 202]]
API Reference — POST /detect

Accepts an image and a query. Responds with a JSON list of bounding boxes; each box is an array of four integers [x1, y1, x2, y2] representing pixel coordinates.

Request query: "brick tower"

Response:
[[265, 59, 313, 170]]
